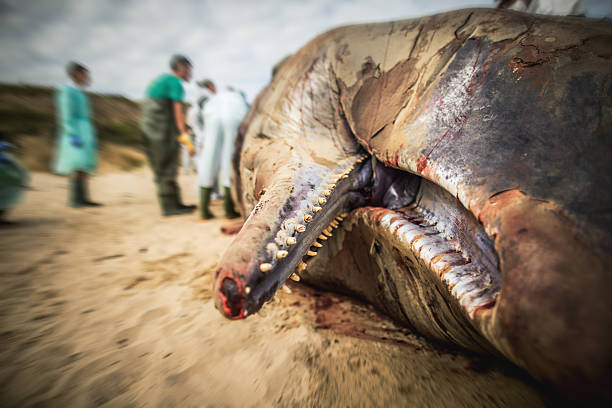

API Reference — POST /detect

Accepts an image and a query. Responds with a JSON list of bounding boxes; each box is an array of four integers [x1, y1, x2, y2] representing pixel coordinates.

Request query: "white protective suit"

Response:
[[507, 0, 586, 16], [187, 103, 204, 158], [198, 89, 248, 188]]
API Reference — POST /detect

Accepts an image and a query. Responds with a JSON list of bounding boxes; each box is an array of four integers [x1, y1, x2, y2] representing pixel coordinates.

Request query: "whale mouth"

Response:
[[214, 153, 501, 334]]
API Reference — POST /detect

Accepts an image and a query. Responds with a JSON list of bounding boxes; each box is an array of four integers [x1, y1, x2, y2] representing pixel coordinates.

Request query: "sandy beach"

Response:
[[0, 169, 554, 407]]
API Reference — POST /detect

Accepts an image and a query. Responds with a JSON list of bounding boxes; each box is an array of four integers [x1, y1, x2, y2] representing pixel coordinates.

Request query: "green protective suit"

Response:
[[53, 85, 98, 175], [140, 74, 184, 196]]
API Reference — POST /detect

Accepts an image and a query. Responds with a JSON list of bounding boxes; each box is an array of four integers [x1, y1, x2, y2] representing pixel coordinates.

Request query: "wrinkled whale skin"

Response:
[[216, 8, 612, 401]]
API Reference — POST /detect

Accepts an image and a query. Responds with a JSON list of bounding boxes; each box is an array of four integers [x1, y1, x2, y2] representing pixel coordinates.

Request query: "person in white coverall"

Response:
[[198, 80, 248, 219], [496, 0, 586, 16], [187, 95, 207, 162]]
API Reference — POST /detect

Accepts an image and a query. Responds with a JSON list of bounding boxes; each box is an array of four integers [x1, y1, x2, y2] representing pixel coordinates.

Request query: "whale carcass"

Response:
[[212, 8, 612, 401]]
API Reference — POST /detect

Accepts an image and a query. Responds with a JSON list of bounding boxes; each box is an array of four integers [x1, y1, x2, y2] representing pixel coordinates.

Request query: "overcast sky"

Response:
[[1, 0, 610, 103]]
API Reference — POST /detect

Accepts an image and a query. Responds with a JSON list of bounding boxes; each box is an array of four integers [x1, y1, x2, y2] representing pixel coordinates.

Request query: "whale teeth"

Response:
[[260, 263, 272, 272], [312, 242, 323, 248], [335, 216, 344, 221], [286, 237, 297, 246], [276, 250, 288, 259], [304, 214, 312, 223], [244, 310, 249, 317], [322, 190, 331, 197], [290, 273, 301, 282], [281, 284, 292, 294], [306, 250, 317, 257], [323, 229, 333, 237], [296, 224, 306, 233], [245, 286, 251, 294], [297, 261, 307, 271], [328, 183, 336, 190], [318, 234, 328, 241], [330, 220, 339, 228], [318, 197, 327, 205], [340, 212, 349, 218], [312, 206, 322, 213]]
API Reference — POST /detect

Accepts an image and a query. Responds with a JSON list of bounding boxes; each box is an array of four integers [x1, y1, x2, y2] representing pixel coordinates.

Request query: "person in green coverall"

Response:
[[141, 54, 197, 216], [53, 61, 101, 207]]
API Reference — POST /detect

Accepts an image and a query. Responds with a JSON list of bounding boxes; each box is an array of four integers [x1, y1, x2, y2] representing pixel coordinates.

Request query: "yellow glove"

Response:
[[178, 132, 195, 156]]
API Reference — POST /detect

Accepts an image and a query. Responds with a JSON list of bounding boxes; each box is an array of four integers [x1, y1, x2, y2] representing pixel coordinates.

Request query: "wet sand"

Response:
[[0, 170, 553, 407]]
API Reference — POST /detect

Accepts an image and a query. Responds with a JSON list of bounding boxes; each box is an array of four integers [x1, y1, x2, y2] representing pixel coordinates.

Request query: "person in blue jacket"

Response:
[[0, 140, 29, 223], [53, 61, 101, 207]]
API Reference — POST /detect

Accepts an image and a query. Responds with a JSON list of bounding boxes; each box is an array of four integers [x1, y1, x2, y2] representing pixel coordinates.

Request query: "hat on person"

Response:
[[196, 79, 214, 88], [170, 54, 192, 70], [65, 61, 88, 77]]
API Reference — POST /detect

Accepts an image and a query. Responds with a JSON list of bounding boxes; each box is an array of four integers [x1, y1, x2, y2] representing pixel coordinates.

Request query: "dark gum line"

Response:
[[244, 172, 362, 314]]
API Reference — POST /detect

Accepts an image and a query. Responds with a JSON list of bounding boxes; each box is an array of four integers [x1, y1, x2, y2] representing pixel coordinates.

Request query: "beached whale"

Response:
[[212, 8, 612, 401]]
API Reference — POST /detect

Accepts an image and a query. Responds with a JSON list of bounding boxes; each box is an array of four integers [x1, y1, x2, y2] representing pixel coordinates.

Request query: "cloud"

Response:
[[0, 0, 609, 103]]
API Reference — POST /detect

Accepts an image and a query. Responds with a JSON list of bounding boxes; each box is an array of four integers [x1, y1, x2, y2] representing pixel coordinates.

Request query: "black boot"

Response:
[[159, 194, 195, 216], [175, 195, 196, 211], [81, 178, 102, 207], [223, 187, 240, 219], [69, 178, 85, 208], [171, 183, 196, 210], [200, 187, 214, 219]]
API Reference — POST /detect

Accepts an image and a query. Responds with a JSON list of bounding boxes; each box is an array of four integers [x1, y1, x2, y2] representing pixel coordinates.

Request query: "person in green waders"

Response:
[[141, 55, 197, 216], [53, 61, 101, 207]]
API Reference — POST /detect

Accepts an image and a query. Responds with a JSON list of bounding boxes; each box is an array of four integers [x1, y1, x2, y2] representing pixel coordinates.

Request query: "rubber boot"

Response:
[[171, 183, 196, 210], [159, 194, 194, 216], [81, 178, 102, 207], [175, 194, 196, 211], [69, 178, 85, 208], [200, 187, 214, 219], [223, 187, 240, 219]]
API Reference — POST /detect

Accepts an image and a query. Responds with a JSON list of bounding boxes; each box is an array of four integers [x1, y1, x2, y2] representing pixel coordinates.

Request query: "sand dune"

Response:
[[0, 170, 553, 407]]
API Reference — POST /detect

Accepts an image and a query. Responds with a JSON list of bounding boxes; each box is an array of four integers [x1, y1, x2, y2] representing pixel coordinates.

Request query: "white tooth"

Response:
[[312, 206, 322, 213], [318, 197, 327, 205], [304, 214, 312, 223], [277, 250, 288, 259], [297, 261, 307, 271], [286, 237, 297, 246], [306, 250, 317, 257], [322, 190, 331, 197], [313, 242, 323, 248], [282, 284, 292, 294], [245, 286, 251, 294], [296, 225, 306, 233], [318, 234, 328, 241], [260, 263, 272, 272], [290, 273, 301, 282]]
